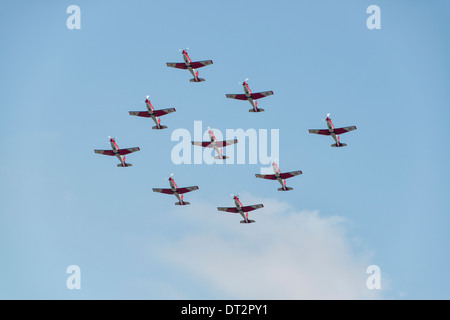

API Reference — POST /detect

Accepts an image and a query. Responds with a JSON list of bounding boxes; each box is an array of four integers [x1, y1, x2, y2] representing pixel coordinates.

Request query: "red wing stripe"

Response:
[[255, 174, 278, 180], [176, 186, 199, 194], [190, 60, 213, 69], [279, 170, 303, 179], [152, 188, 174, 194], [166, 62, 188, 69], [333, 126, 357, 135], [152, 108, 176, 117], [214, 139, 238, 147], [129, 111, 151, 118], [118, 147, 140, 156], [251, 91, 274, 100], [217, 207, 239, 213], [226, 94, 248, 100], [94, 149, 116, 156], [308, 129, 331, 136], [241, 204, 264, 212]]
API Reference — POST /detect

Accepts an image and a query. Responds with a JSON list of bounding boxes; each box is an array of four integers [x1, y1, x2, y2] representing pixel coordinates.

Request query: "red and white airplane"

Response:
[[191, 127, 238, 160], [129, 95, 176, 130], [166, 48, 213, 82], [217, 195, 264, 224], [226, 79, 274, 113], [94, 137, 140, 167], [152, 174, 199, 206], [255, 162, 303, 191], [309, 114, 357, 147]]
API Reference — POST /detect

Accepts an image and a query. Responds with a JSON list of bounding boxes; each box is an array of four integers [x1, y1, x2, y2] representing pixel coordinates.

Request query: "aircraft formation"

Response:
[[94, 48, 357, 224]]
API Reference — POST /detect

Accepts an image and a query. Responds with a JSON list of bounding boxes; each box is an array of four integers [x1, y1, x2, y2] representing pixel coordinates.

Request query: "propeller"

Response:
[[238, 78, 249, 85], [179, 47, 189, 52], [322, 113, 331, 122], [108, 135, 116, 141], [165, 173, 174, 181], [230, 193, 240, 199]]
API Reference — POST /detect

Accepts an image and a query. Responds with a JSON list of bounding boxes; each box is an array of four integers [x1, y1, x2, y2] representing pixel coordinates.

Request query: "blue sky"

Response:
[[1, 0, 449, 299]]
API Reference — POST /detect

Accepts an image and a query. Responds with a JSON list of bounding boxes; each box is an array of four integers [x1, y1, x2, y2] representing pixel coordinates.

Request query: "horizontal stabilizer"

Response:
[[240, 220, 255, 224], [117, 163, 132, 167], [278, 187, 293, 191], [152, 125, 168, 130], [249, 108, 265, 113], [214, 155, 229, 159], [331, 143, 347, 147], [175, 201, 190, 206], [190, 78, 205, 82]]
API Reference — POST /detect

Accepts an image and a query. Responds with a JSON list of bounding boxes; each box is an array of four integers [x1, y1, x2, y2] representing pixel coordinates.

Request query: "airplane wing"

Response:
[[152, 188, 175, 195], [129, 111, 150, 118], [333, 126, 357, 135], [166, 62, 188, 69], [214, 139, 238, 148], [251, 91, 274, 100], [255, 174, 277, 180], [217, 207, 239, 213], [153, 108, 176, 117], [226, 94, 248, 100], [190, 60, 213, 69], [94, 150, 116, 156], [118, 147, 140, 155], [279, 170, 303, 180], [176, 186, 199, 194], [191, 141, 213, 148], [308, 129, 331, 136], [241, 204, 264, 212]]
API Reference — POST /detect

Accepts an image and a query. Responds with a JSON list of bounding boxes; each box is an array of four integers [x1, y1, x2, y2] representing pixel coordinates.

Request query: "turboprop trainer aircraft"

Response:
[[166, 48, 213, 82], [191, 127, 238, 160], [217, 195, 264, 224], [308, 114, 357, 147], [94, 137, 140, 167], [226, 79, 274, 113], [255, 162, 302, 191], [129, 95, 176, 129], [152, 174, 199, 206]]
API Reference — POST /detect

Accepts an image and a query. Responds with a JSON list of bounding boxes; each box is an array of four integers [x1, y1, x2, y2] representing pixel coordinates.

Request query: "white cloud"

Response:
[[151, 195, 383, 299]]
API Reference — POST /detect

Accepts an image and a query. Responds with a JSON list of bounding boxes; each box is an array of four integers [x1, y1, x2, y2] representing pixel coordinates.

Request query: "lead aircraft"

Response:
[[166, 48, 213, 82], [94, 137, 140, 167], [308, 114, 357, 147], [129, 95, 176, 129], [152, 174, 199, 206], [217, 195, 264, 224], [255, 162, 302, 191], [226, 79, 274, 112]]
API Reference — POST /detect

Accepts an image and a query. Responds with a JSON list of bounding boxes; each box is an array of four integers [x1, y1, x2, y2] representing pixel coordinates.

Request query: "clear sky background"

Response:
[[0, 0, 449, 299]]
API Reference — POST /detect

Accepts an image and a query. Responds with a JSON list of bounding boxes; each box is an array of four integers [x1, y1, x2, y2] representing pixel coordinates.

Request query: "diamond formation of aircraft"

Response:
[[217, 195, 264, 224], [226, 79, 274, 113], [191, 127, 238, 160], [166, 48, 213, 82], [94, 137, 140, 167], [152, 174, 199, 206], [255, 162, 303, 191], [308, 114, 357, 147], [129, 95, 176, 130]]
